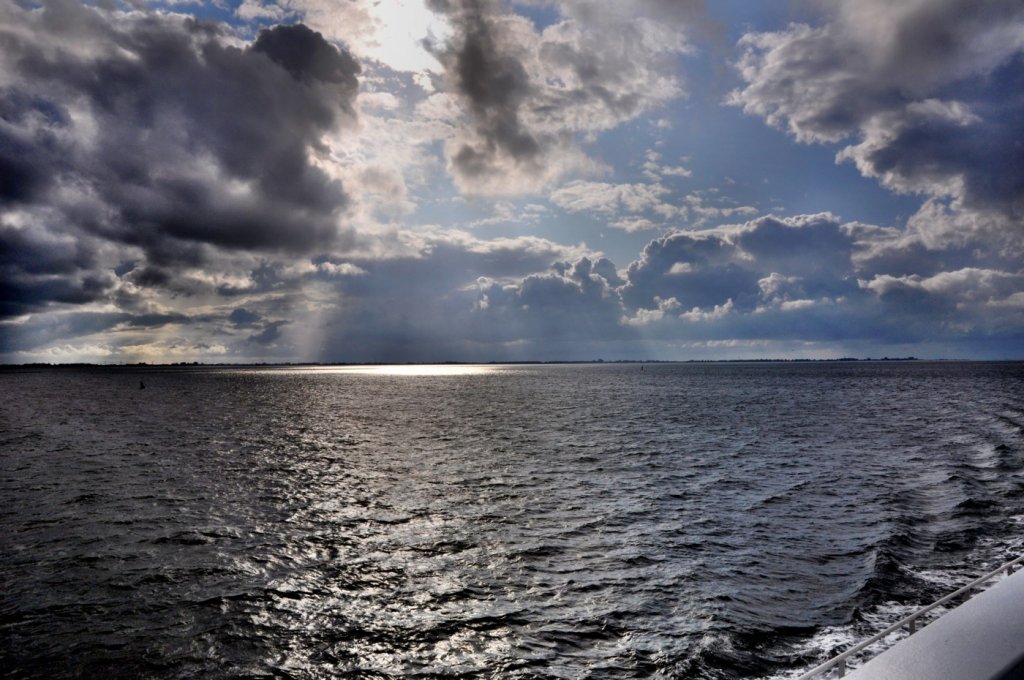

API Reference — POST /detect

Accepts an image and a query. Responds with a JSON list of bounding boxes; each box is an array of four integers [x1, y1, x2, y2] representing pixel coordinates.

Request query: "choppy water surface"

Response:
[[2, 362, 1023, 678]]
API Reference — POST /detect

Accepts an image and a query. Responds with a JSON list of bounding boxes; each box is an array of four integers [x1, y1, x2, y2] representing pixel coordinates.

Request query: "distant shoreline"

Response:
[[11, 357, 1024, 370]]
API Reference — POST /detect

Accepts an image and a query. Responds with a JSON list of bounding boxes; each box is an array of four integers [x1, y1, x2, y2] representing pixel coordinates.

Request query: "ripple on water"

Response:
[[1, 361, 1023, 678]]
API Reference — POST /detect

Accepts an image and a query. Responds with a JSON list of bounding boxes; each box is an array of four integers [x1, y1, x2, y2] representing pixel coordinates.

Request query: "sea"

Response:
[[2, 361, 1023, 679]]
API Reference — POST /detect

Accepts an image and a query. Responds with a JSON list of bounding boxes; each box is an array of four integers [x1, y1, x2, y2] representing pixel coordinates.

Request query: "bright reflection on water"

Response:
[[2, 362, 1023, 679], [334, 364, 495, 376], [253, 364, 497, 376]]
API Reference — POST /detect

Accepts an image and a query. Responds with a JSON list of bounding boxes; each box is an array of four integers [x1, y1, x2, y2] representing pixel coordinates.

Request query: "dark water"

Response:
[[2, 362, 1023, 679]]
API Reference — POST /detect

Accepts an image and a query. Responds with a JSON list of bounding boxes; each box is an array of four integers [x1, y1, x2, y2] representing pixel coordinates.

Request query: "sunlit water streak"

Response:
[[251, 365, 497, 376], [2, 362, 1022, 678]]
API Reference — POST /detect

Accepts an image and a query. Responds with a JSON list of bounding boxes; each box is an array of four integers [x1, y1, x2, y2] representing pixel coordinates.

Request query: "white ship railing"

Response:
[[794, 553, 1024, 680]]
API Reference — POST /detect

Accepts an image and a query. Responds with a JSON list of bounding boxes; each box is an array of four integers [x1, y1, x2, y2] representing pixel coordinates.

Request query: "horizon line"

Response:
[[10, 356, 1024, 369]]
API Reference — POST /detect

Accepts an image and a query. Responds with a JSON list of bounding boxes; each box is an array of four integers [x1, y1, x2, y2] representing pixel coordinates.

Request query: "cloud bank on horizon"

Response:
[[1, 0, 1022, 363]]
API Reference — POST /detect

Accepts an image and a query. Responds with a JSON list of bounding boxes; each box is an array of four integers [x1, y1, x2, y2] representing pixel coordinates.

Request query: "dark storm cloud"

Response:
[[228, 307, 263, 327], [730, 0, 1024, 242], [622, 228, 760, 311], [226, 303, 290, 348], [252, 23, 360, 93], [0, 90, 66, 202], [0, 1, 359, 318], [428, 0, 544, 185], [0, 222, 94, 277], [611, 212, 1024, 353], [732, 214, 857, 287], [0, 310, 192, 353], [841, 55, 1024, 225], [620, 214, 868, 322], [508, 256, 627, 336], [0, 271, 114, 319], [427, 0, 696, 193], [0, 220, 112, 317], [731, 0, 1024, 141], [247, 319, 289, 345]]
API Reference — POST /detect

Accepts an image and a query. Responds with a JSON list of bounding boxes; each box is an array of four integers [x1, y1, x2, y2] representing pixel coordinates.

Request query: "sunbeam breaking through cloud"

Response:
[[1, 0, 1022, 362]]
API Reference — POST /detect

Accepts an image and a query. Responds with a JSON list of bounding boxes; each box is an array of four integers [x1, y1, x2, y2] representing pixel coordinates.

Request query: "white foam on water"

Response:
[[760, 601, 919, 680], [761, 537, 1024, 680]]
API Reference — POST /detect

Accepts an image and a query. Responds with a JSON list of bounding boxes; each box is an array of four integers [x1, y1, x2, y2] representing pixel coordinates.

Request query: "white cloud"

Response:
[[680, 298, 733, 322], [641, 149, 692, 181], [729, 0, 1024, 248], [610, 218, 661, 233], [426, 0, 694, 195], [684, 192, 758, 226], [317, 262, 368, 277], [986, 292, 1024, 308], [668, 262, 694, 275], [3, 1, 1022, 363], [550, 180, 673, 216], [622, 295, 680, 326], [778, 298, 817, 311], [661, 165, 693, 178], [236, 0, 288, 22], [758, 272, 801, 297], [860, 268, 1022, 299]]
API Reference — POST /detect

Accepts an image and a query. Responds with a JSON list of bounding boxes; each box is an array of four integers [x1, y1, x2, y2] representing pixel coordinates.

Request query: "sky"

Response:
[[1, 0, 1022, 363]]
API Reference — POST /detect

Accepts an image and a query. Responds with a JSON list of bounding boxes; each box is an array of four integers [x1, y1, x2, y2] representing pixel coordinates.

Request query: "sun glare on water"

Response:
[[300, 365, 494, 376]]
